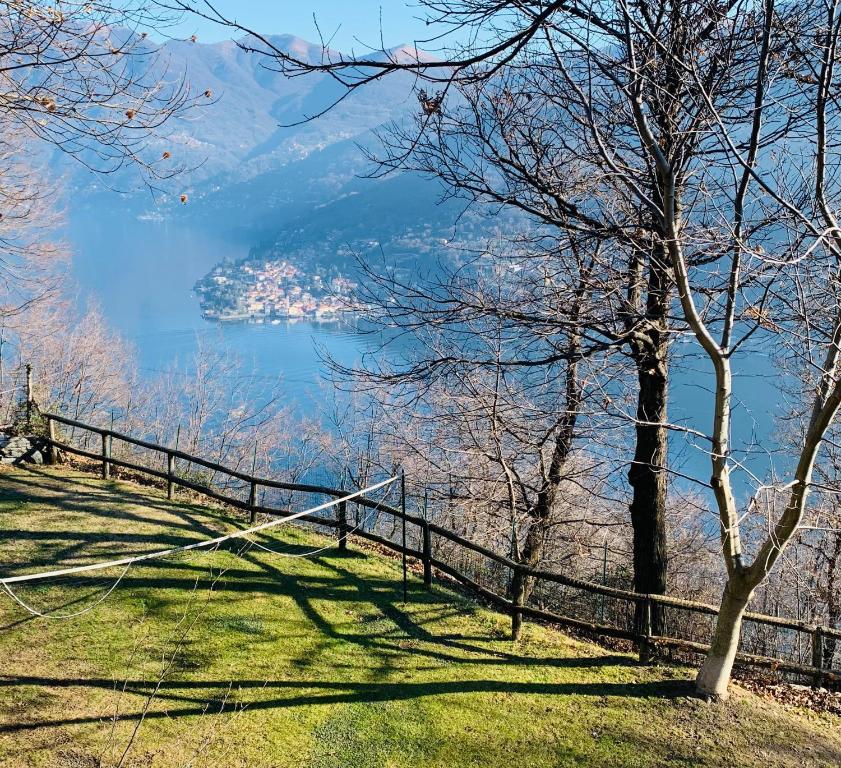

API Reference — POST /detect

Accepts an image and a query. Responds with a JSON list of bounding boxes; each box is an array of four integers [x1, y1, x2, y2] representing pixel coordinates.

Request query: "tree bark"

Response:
[[822, 532, 840, 669], [627, 247, 671, 636], [695, 579, 753, 699]]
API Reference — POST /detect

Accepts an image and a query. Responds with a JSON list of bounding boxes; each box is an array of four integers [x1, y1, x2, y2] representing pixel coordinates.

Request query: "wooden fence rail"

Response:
[[39, 411, 841, 687]]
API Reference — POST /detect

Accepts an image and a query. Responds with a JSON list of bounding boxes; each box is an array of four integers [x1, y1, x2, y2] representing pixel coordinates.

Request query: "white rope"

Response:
[[0, 476, 398, 586], [2, 564, 131, 619], [244, 499, 383, 559], [245, 535, 344, 559]]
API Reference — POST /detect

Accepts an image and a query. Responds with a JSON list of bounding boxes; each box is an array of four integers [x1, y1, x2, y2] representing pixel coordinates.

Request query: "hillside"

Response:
[[74, 33, 428, 189], [67, 32, 490, 289], [70, 32, 438, 204], [0, 466, 839, 767]]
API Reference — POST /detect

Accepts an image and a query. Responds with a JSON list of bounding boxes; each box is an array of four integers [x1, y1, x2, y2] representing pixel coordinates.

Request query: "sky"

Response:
[[167, 1, 445, 52]]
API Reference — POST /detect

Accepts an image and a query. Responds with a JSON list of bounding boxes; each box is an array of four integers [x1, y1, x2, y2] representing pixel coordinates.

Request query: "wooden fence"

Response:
[[39, 410, 841, 688]]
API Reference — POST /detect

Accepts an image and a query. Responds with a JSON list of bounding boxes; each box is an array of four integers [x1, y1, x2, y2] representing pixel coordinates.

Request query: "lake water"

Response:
[[68, 215, 377, 410], [67, 213, 782, 496]]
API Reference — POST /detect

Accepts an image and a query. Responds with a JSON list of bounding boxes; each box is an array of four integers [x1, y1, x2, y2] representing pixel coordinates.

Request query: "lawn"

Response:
[[0, 465, 838, 767]]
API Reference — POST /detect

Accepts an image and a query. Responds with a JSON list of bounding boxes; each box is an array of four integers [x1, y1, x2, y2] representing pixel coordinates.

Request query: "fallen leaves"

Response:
[[740, 678, 841, 716]]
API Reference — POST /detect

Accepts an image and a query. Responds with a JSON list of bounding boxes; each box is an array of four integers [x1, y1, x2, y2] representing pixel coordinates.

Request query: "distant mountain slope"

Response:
[[150, 34, 432, 187], [67, 33, 500, 281], [245, 171, 494, 272]]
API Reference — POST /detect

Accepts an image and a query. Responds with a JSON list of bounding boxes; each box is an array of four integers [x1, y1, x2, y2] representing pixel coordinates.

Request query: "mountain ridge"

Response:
[[69, 31, 489, 288]]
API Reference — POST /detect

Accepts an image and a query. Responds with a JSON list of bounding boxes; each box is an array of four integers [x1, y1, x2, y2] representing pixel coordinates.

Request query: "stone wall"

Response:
[[0, 433, 45, 465]]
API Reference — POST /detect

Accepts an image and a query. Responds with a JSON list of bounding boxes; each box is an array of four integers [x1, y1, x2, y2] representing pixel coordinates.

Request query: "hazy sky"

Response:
[[170, 2, 443, 52]]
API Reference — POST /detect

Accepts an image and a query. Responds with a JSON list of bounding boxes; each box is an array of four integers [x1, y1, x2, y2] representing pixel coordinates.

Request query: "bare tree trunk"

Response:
[[696, 579, 754, 699], [628, 342, 669, 634], [822, 533, 840, 669], [627, 247, 671, 636], [510, 351, 582, 639], [510, 508, 551, 640], [509, 567, 526, 640]]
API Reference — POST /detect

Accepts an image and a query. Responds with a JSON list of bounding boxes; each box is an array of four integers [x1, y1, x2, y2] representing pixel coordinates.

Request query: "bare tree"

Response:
[[16, 298, 136, 422], [0, 2, 208, 413], [0, 132, 66, 323], [0, 127, 68, 420], [808, 449, 841, 670], [368, 65, 688, 632], [171, 0, 841, 699], [324, 228, 644, 638], [0, 1, 204, 182], [573, 0, 841, 698]]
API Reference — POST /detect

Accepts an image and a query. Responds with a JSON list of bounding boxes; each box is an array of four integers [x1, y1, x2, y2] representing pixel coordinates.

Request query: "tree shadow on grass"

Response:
[[0, 472, 638, 671], [253, 544, 653, 699], [0, 674, 695, 734], [0, 466, 231, 539], [0, 466, 688, 742]]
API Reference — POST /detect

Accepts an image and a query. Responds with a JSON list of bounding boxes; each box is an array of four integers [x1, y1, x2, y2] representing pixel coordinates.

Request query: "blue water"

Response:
[[68, 214, 376, 410], [67, 212, 783, 498], [670, 340, 782, 494]]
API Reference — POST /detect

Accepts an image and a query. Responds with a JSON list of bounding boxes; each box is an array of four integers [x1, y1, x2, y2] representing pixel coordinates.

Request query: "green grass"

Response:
[[0, 465, 838, 767]]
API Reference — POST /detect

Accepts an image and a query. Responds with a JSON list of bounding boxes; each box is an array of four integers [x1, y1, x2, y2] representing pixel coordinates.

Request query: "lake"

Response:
[[68, 214, 377, 410], [67, 212, 782, 496]]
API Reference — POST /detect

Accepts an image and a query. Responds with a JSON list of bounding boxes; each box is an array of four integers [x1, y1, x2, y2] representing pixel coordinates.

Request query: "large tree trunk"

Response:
[[510, 500, 558, 640], [627, 246, 671, 637], [628, 344, 669, 635], [696, 579, 754, 699], [822, 532, 840, 669], [510, 511, 550, 640]]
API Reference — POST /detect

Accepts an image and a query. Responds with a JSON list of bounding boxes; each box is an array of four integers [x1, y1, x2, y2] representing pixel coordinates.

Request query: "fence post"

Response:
[[24, 363, 33, 429], [337, 500, 348, 551], [598, 539, 608, 623], [248, 480, 257, 524], [167, 452, 175, 500], [401, 471, 407, 604], [811, 627, 824, 688], [24, 363, 32, 402], [101, 431, 111, 480], [639, 597, 653, 663], [422, 520, 432, 588], [45, 416, 57, 465], [510, 564, 525, 640]]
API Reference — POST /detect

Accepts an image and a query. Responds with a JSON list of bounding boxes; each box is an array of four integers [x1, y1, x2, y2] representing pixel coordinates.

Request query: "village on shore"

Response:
[[195, 259, 359, 322]]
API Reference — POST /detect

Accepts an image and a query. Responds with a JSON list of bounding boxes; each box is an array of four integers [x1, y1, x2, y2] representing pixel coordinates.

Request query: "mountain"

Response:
[[67, 33, 502, 286], [243, 171, 510, 272], [145, 34, 435, 188]]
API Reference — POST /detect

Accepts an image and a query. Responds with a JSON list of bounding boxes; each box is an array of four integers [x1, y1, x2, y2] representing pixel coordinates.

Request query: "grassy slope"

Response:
[[0, 466, 838, 768]]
